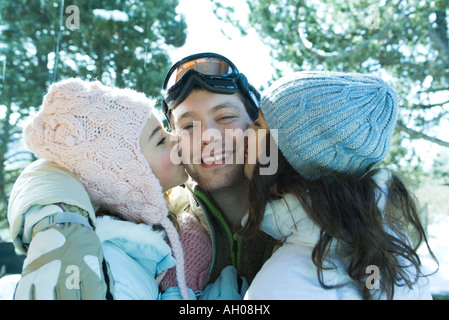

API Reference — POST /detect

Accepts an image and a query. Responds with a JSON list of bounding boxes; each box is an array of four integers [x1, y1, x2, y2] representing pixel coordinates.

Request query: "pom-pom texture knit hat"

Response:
[[262, 71, 398, 180], [24, 78, 190, 299]]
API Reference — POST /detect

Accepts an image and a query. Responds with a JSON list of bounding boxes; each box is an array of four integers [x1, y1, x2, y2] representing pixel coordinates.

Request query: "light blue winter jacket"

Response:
[[95, 215, 198, 300]]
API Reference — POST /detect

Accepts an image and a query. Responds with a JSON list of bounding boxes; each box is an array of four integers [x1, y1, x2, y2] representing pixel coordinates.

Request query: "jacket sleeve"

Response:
[[8, 159, 96, 253], [101, 242, 160, 300]]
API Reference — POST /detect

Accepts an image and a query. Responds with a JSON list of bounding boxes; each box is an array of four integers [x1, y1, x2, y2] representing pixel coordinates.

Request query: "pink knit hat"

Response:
[[24, 78, 190, 300]]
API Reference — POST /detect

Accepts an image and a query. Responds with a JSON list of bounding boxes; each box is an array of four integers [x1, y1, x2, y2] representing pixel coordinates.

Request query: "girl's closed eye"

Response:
[[157, 136, 166, 146]]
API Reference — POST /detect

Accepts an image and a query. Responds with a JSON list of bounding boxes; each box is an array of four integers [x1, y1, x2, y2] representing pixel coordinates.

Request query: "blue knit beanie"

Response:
[[262, 71, 398, 180]]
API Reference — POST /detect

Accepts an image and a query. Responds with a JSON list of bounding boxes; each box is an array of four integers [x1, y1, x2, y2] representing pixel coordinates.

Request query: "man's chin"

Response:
[[187, 164, 245, 192]]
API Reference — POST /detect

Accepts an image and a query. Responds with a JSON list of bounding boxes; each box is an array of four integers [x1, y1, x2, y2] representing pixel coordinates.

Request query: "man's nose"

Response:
[[201, 121, 223, 147]]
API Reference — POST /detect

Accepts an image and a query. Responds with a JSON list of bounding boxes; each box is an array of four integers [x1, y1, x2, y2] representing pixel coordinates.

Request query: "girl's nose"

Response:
[[167, 132, 179, 146]]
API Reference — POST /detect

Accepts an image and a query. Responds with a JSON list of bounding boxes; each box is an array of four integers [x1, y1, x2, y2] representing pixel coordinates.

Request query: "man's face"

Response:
[[171, 89, 252, 191]]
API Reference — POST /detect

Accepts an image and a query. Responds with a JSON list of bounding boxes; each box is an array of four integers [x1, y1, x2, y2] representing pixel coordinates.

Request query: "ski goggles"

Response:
[[162, 52, 259, 121]]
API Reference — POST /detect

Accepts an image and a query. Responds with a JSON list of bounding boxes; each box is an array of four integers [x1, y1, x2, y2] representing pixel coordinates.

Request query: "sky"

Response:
[[167, 0, 278, 90]]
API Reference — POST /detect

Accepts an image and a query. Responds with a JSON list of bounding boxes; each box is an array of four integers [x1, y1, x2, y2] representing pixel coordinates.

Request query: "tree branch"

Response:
[[397, 121, 449, 148], [411, 99, 449, 110], [294, 5, 414, 62], [417, 86, 449, 94]]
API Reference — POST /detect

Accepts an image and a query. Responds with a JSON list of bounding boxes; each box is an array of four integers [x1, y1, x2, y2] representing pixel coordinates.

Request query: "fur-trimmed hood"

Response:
[[95, 216, 176, 277]]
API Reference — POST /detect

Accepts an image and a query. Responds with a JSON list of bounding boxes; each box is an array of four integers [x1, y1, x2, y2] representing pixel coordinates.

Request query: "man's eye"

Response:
[[181, 124, 194, 130], [217, 115, 236, 121]]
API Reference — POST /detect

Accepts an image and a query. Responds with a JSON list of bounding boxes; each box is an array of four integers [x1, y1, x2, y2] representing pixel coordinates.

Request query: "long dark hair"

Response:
[[240, 132, 437, 299]]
